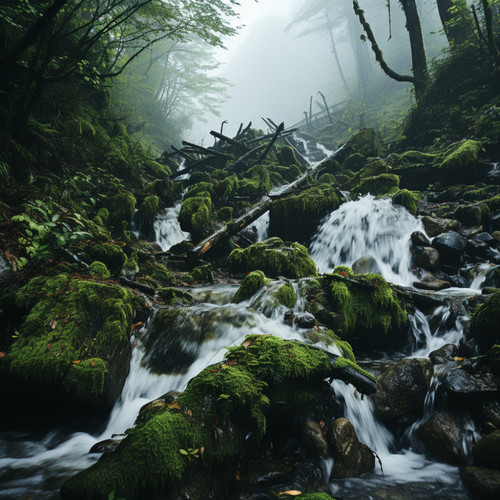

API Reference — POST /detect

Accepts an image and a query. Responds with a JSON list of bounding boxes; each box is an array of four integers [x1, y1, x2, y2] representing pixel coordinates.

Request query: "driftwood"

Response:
[[119, 276, 156, 296]]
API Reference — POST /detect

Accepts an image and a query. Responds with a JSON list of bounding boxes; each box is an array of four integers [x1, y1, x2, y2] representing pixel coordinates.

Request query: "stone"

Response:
[[429, 343, 459, 364], [421, 216, 459, 237], [417, 411, 465, 464], [293, 312, 317, 329], [492, 231, 500, 242], [469, 291, 500, 351], [411, 246, 440, 270], [413, 272, 451, 291], [373, 358, 433, 423], [89, 435, 126, 454], [300, 421, 329, 458], [444, 368, 497, 396], [460, 466, 500, 499], [352, 255, 381, 275], [461, 226, 484, 238], [410, 231, 431, 247], [326, 418, 375, 479], [473, 430, 500, 470], [432, 231, 467, 265]]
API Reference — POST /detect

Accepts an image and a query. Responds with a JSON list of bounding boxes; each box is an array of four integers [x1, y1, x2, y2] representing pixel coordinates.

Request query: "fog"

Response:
[[189, 0, 447, 143]]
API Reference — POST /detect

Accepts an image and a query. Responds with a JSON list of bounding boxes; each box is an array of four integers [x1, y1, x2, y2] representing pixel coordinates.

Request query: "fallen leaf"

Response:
[[225, 359, 238, 366], [242, 340, 252, 349], [453, 357, 465, 362], [72, 360, 81, 364], [186, 409, 193, 418], [91, 361, 95, 367], [167, 402, 181, 411], [48, 319, 57, 329], [0, 352, 5, 358], [279, 491, 302, 496], [210, 369, 218, 373], [200, 446, 204, 456], [131, 322, 143, 332]]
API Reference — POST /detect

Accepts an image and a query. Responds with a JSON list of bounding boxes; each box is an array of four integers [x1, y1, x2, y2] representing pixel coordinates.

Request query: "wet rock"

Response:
[[138, 390, 182, 417], [493, 230, 500, 242], [473, 232, 498, 246], [411, 246, 440, 271], [413, 272, 451, 291], [432, 231, 467, 265], [469, 291, 500, 351], [467, 264, 500, 289], [455, 202, 491, 228], [373, 358, 433, 423], [460, 466, 500, 499], [421, 216, 459, 237], [416, 411, 465, 464], [411, 231, 431, 247], [466, 238, 500, 263], [429, 343, 459, 364], [326, 418, 375, 479], [352, 255, 381, 275], [473, 430, 500, 470], [89, 435, 126, 454], [461, 226, 485, 238], [444, 368, 497, 398], [300, 421, 329, 458], [294, 312, 317, 329], [475, 397, 500, 430]]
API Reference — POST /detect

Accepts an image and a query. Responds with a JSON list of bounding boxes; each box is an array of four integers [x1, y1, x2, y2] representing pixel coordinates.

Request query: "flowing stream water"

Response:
[[0, 150, 483, 498]]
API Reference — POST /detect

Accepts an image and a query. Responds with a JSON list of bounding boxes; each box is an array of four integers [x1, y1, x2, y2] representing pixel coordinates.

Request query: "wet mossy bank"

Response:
[[60, 334, 373, 500]]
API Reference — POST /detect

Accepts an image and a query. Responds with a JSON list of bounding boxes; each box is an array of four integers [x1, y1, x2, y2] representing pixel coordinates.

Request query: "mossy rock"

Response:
[[278, 145, 299, 166], [179, 193, 212, 241], [270, 164, 302, 183], [391, 189, 420, 216], [218, 206, 233, 222], [273, 282, 296, 308], [354, 173, 400, 197], [60, 335, 374, 500], [318, 173, 336, 185], [454, 202, 491, 227], [232, 270, 267, 303], [463, 186, 499, 201], [214, 175, 239, 202], [88, 261, 111, 280], [336, 127, 380, 163], [328, 272, 408, 349], [343, 153, 365, 172], [106, 192, 136, 227], [269, 184, 340, 244], [146, 179, 183, 207], [2, 275, 133, 412], [137, 195, 159, 229], [169, 240, 194, 255], [157, 287, 193, 305], [190, 264, 213, 283], [228, 237, 318, 279], [86, 243, 127, 274], [440, 139, 482, 183], [469, 291, 500, 351]]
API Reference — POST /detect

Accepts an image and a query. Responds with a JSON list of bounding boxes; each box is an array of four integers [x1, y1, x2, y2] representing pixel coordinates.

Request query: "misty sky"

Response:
[[190, 0, 334, 142]]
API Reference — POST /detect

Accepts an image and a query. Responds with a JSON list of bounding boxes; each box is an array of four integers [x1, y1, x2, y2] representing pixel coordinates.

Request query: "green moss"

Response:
[[149, 262, 173, 285], [470, 291, 500, 351], [138, 195, 159, 227], [144, 160, 171, 178], [5, 275, 132, 406], [454, 202, 491, 226], [278, 145, 299, 166], [179, 193, 212, 241], [106, 191, 136, 226], [333, 266, 354, 277], [190, 264, 213, 283], [388, 150, 436, 166], [157, 287, 193, 305], [61, 335, 372, 499], [273, 282, 296, 308], [96, 207, 109, 223], [86, 243, 127, 274], [228, 237, 318, 279], [463, 186, 498, 201], [88, 261, 111, 280], [318, 173, 336, 184], [218, 206, 233, 222], [391, 189, 420, 215], [294, 494, 334, 500], [270, 164, 302, 183], [146, 179, 183, 206], [269, 184, 340, 243], [343, 127, 380, 159], [440, 139, 482, 182], [329, 273, 407, 338], [214, 175, 239, 201], [484, 194, 500, 211], [186, 182, 215, 200], [354, 173, 400, 196], [169, 240, 194, 255], [232, 270, 267, 303], [343, 153, 365, 171]]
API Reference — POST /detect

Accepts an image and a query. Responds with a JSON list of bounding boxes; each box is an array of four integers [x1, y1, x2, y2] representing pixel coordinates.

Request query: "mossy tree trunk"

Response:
[[436, 0, 472, 47]]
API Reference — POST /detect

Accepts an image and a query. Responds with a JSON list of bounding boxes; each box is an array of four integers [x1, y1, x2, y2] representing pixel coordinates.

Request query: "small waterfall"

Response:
[[248, 211, 270, 241], [154, 199, 191, 251], [310, 195, 424, 286]]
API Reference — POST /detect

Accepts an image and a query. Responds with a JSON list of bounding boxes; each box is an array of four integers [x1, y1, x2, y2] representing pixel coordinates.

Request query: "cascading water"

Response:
[[310, 195, 424, 286], [154, 198, 191, 251]]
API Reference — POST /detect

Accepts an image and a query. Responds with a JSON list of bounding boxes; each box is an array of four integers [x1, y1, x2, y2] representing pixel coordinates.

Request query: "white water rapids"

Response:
[[0, 153, 482, 498]]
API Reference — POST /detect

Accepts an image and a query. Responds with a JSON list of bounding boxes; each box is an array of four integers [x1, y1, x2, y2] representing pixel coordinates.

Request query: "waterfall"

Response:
[[154, 198, 191, 251], [310, 195, 424, 286]]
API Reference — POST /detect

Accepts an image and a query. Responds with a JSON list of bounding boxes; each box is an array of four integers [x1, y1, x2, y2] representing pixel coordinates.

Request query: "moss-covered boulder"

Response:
[[273, 282, 296, 308], [88, 261, 111, 280], [1, 275, 133, 416], [454, 202, 491, 227], [336, 127, 380, 164], [228, 237, 318, 278], [232, 270, 267, 303], [145, 179, 183, 207], [60, 335, 375, 500], [469, 291, 500, 351], [179, 192, 212, 241], [354, 173, 400, 196], [269, 184, 340, 244], [86, 243, 127, 275], [277, 145, 299, 166], [391, 189, 420, 216], [327, 271, 408, 349], [106, 191, 136, 227], [440, 139, 482, 183]]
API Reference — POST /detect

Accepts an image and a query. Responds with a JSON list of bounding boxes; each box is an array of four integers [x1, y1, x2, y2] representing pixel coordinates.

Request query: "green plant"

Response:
[[179, 447, 201, 461], [11, 199, 91, 267]]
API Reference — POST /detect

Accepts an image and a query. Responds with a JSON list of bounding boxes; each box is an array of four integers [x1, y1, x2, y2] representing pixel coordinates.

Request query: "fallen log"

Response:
[[181, 140, 234, 159], [169, 155, 218, 180], [209, 130, 250, 153], [257, 121, 284, 163]]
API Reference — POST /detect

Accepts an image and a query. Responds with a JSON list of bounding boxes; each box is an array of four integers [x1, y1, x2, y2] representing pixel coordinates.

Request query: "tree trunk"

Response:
[[436, 0, 471, 47]]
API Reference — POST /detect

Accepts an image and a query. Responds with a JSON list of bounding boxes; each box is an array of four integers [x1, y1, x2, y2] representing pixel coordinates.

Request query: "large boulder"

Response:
[[335, 127, 380, 165], [373, 358, 433, 424], [269, 184, 340, 244], [228, 237, 318, 279], [421, 216, 459, 237], [473, 430, 500, 470], [411, 246, 440, 271], [0, 274, 134, 421], [432, 231, 467, 265], [232, 270, 267, 303], [352, 255, 381, 275], [416, 411, 466, 464], [326, 417, 375, 479], [60, 335, 375, 500], [469, 291, 500, 351], [460, 466, 500, 499]]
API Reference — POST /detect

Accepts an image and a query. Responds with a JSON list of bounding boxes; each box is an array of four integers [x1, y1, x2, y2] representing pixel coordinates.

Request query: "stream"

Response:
[[0, 147, 482, 499]]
